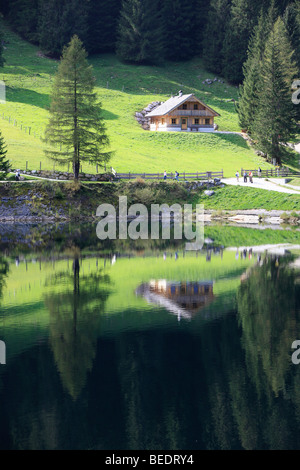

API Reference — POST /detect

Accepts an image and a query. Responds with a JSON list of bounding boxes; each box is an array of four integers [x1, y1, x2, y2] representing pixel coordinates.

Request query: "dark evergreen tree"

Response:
[[116, 0, 164, 64], [222, 0, 262, 84], [0, 24, 5, 68], [237, 12, 269, 132], [192, 0, 211, 54], [0, 130, 10, 174], [38, 0, 88, 58], [44, 35, 112, 180], [283, 1, 300, 73], [85, 0, 122, 54], [202, 0, 232, 75], [7, 0, 40, 43], [162, 0, 196, 61], [252, 17, 298, 164]]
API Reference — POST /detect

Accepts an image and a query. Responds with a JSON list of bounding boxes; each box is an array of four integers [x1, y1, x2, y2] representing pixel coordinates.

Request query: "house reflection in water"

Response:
[[136, 280, 215, 321]]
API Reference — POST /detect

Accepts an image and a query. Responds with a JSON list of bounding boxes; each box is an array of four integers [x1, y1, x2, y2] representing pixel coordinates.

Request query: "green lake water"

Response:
[[0, 223, 300, 449]]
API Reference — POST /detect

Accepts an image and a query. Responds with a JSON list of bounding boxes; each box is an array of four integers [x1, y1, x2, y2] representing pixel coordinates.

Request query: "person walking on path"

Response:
[[15, 170, 20, 181], [236, 171, 239, 182], [258, 167, 262, 178], [243, 171, 248, 183], [249, 171, 253, 183], [163, 170, 167, 180], [175, 171, 179, 181]]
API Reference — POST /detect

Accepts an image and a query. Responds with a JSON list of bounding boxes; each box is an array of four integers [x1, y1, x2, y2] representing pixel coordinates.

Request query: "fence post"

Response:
[[40, 161, 42, 171], [96, 164, 98, 173], [184, 172, 185, 180], [26, 161, 28, 171], [28, 127, 31, 135], [129, 172, 131, 180], [68, 162, 70, 173]]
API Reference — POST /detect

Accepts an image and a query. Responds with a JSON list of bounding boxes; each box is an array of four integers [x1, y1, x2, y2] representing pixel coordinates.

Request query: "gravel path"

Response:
[[224, 177, 300, 194]]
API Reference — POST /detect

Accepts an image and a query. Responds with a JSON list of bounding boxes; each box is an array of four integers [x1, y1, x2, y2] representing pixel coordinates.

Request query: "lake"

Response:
[[0, 222, 300, 450]]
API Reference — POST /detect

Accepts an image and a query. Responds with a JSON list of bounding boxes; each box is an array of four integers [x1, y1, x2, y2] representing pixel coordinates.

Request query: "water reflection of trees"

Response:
[[235, 257, 300, 448], [0, 256, 8, 301], [3, 256, 300, 449], [44, 254, 111, 400], [0, 256, 9, 395]]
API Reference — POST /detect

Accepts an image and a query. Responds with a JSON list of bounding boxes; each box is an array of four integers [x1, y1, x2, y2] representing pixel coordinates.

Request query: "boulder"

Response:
[[204, 190, 215, 196]]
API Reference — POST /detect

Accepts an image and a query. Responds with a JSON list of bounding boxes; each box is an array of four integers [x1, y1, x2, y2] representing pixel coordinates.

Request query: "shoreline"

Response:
[[0, 209, 299, 226]]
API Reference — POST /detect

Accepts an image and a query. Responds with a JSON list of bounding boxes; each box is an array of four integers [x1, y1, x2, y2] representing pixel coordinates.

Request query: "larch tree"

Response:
[[44, 35, 112, 180]]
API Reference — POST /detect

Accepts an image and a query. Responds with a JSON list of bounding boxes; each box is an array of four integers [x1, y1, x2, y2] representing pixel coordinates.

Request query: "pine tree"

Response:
[[163, 0, 195, 61], [237, 12, 269, 132], [44, 35, 112, 180], [222, 0, 262, 84], [38, 0, 88, 58], [0, 130, 10, 174], [283, 1, 300, 73], [7, 0, 40, 43], [202, 0, 232, 75], [0, 24, 5, 68], [116, 0, 164, 64], [85, 0, 122, 54], [252, 17, 298, 164]]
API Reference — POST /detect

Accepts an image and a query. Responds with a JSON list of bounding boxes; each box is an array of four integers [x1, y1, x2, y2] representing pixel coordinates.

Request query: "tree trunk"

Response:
[[73, 159, 80, 180]]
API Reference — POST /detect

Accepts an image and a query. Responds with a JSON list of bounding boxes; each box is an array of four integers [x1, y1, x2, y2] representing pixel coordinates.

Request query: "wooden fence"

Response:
[[115, 170, 224, 180], [241, 168, 291, 178]]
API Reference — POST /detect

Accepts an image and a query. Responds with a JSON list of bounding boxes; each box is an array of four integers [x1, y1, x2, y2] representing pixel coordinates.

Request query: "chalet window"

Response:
[[205, 118, 210, 125], [194, 119, 199, 125], [161, 118, 165, 124], [183, 103, 187, 109], [171, 118, 177, 124], [194, 104, 198, 110]]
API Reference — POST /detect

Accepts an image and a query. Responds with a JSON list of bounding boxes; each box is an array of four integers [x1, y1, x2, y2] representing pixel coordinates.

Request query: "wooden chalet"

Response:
[[146, 91, 220, 133]]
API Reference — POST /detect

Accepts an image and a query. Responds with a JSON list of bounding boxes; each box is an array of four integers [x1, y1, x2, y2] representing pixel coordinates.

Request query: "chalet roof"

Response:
[[145, 93, 220, 117]]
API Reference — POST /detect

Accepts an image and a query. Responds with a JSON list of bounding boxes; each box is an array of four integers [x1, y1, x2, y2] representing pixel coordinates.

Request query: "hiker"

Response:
[[163, 170, 167, 180], [236, 171, 239, 182], [15, 170, 20, 181], [249, 171, 253, 183], [258, 167, 262, 177], [243, 171, 248, 183], [175, 171, 179, 181]]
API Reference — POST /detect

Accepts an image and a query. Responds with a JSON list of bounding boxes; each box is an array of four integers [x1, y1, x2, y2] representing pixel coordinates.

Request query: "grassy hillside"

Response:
[[0, 21, 281, 177], [200, 185, 300, 211]]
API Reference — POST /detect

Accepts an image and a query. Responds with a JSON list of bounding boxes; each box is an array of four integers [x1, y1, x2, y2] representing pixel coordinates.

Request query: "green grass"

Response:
[[0, 21, 287, 177], [289, 178, 300, 186], [199, 185, 300, 211]]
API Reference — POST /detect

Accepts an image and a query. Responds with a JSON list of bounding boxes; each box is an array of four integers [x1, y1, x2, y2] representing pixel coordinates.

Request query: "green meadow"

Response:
[[0, 21, 289, 177]]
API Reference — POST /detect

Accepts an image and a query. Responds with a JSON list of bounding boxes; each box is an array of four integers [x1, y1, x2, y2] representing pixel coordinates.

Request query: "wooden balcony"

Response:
[[169, 110, 213, 117]]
